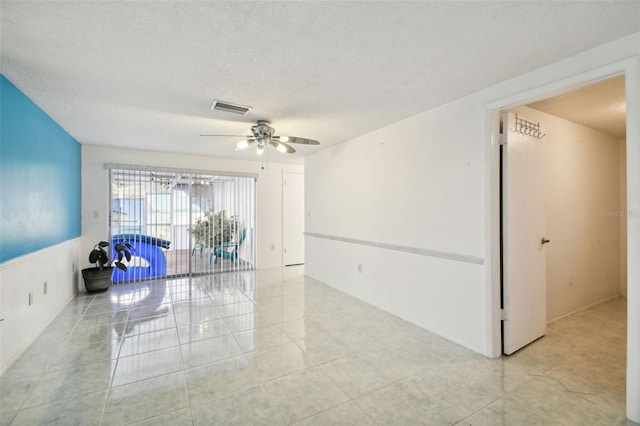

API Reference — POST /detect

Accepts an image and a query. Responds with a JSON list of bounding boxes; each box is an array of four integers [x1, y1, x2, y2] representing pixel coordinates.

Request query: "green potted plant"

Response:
[[81, 241, 133, 293], [191, 210, 239, 248]]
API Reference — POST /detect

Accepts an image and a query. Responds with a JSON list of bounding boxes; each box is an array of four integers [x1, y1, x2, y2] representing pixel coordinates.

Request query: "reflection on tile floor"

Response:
[[0, 266, 631, 425]]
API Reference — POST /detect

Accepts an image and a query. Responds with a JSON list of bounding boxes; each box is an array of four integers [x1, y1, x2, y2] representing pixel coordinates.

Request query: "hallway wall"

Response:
[[305, 96, 486, 352]]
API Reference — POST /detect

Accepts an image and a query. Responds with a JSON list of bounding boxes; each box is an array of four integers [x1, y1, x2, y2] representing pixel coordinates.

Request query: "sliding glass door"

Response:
[[108, 165, 256, 282]]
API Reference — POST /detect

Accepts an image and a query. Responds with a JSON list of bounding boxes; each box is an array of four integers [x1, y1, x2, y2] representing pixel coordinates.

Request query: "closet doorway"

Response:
[[501, 75, 627, 354]]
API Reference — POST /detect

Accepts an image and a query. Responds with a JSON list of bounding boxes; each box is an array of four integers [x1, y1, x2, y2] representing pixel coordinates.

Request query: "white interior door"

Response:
[[283, 172, 305, 266], [502, 111, 548, 355]]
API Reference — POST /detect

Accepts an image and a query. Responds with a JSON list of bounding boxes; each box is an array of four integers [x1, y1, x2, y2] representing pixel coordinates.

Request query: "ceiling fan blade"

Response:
[[277, 136, 320, 145], [199, 134, 251, 137], [270, 141, 296, 153]]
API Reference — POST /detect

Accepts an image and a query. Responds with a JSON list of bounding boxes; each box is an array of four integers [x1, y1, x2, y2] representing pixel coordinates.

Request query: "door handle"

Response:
[[541, 237, 550, 245]]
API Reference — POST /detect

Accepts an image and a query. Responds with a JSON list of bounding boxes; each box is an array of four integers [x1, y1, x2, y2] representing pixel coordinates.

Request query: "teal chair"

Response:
[[210, 228, 247, 264], [192, 241, 206, 258]]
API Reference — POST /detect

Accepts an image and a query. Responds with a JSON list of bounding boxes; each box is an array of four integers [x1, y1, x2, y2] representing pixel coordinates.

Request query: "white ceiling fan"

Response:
[[200, 120, 320, 155]]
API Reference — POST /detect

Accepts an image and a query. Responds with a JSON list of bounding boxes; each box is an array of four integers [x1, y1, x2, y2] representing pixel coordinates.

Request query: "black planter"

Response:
[[81, 266, 114, 293]]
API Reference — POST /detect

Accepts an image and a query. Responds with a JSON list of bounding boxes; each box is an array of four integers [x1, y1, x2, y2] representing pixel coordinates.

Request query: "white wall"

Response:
[[510, 106, 622, 321], [0, 238, 80, 374], [305, 96, 487, 352], [82, 145, 303, 282]]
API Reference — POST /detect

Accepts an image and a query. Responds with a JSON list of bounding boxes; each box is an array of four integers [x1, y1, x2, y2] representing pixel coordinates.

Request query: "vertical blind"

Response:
[[108, 165, 257, 282]]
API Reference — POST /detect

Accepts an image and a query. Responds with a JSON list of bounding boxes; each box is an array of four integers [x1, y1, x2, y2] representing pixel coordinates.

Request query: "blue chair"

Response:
[[111, 234, 171, 282], [192, 241, 206, 258], [210, 228, 247, 264]]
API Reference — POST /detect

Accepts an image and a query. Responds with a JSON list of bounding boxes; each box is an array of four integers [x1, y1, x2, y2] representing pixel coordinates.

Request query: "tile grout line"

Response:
[[258, 383, 288, 426], [253, 274, 306, 425], [171, 284, 197, 426], [255, 284, 307, 426], [351, 398, 380, 425], [198, 275, 282, 423], [98, 307, 129, 426], [498, 376, 573, 426], [529, 372, 608, 401], [230, 278, 289, 426], [1, 294, 97, 418]]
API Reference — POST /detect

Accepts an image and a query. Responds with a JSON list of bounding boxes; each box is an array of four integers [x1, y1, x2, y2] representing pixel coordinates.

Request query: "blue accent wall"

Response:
[[0, 74, 81, 263]]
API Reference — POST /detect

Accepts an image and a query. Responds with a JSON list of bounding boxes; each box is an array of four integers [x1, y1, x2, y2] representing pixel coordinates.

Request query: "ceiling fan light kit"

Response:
[[235, 140, 250, 150], [202, 119, 320, 155]]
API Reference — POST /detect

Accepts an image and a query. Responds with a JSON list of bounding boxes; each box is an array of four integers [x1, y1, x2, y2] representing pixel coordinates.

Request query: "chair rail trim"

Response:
[[304, 232, 484, 265]]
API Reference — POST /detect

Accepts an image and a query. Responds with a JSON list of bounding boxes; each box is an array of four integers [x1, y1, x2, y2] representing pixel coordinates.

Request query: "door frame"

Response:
[[485, 58, 639, 421], [282, 171, 305, 266]]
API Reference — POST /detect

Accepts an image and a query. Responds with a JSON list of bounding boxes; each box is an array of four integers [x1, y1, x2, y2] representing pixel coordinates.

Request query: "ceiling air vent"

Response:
[[210, 100, 252, 115]]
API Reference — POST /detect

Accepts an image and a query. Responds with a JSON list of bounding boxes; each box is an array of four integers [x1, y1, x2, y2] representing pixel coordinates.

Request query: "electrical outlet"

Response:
[[357, 264, 363, 273], [93, 210, 100, 219], [43, 282, 48, 295], [271, 244, 275, 251]]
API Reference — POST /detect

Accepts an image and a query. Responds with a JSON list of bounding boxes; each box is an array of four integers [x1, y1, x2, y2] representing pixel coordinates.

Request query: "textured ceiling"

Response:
[[1, 2, 638, 163], [529, 76, 626, 139]]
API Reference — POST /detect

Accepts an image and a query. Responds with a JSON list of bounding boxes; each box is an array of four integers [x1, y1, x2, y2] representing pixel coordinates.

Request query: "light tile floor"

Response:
[[0, 266, 633, 425]]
